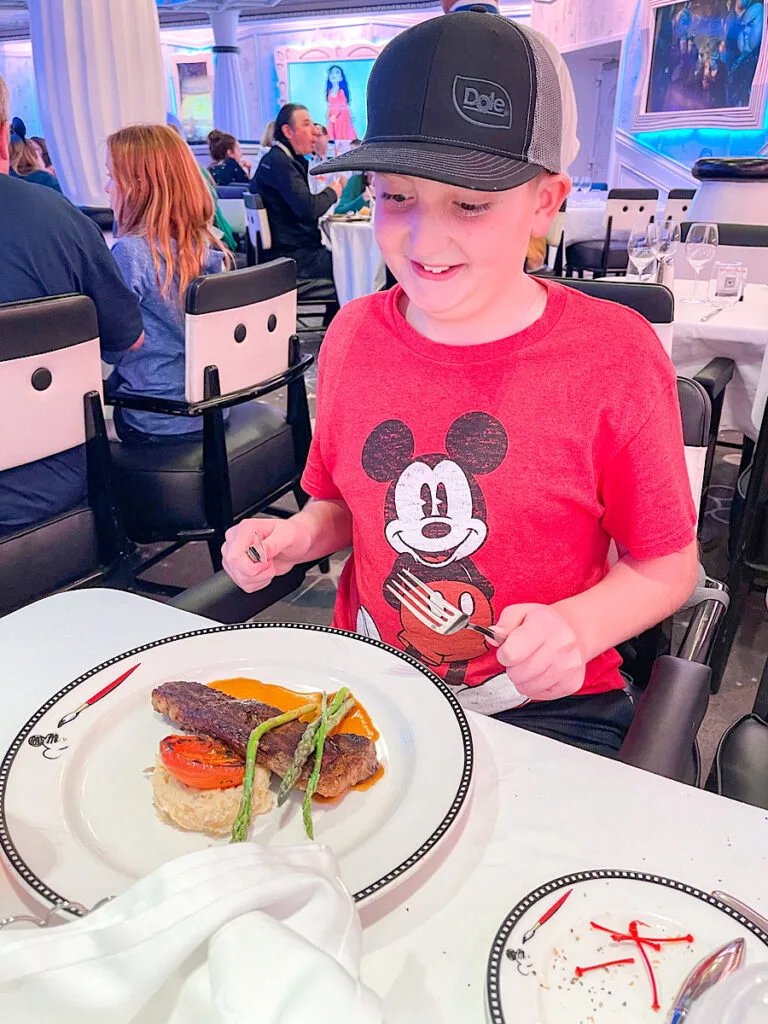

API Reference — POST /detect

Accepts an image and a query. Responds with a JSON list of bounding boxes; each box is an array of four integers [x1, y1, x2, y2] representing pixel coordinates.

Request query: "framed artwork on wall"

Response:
[[275, 43, 381, 142], [632, 0, 768, 130], [169, 53, 214, 142]]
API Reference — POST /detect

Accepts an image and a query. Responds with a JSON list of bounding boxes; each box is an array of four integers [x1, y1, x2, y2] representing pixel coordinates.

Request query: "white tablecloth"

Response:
[[2, 590, 768, 1022], [564, 193, 606, 246], [328, 219, 385, 306], [672, 280, 768, 439]]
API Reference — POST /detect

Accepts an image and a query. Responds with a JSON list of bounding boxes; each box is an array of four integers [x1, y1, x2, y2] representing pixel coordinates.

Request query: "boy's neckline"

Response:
[[389, 278, 567, 364]]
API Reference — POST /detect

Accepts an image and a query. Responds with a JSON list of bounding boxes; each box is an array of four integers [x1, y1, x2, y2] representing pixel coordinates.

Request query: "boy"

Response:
[[222, 14, 697, 757]]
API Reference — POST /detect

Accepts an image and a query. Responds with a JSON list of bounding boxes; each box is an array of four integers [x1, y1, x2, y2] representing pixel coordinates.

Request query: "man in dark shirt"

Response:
[[0, 74, 144, 536], [251, 104, 343, 285]]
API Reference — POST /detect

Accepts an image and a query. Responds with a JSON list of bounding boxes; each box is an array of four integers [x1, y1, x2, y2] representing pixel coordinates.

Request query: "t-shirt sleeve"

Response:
[[76, 221, 143, 355], [599, 377, 697, 560]]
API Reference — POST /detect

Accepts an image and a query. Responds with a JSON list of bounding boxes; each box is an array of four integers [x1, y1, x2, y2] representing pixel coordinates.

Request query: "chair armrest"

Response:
[[617, 655, 711, 781], [105, 354, 314, 417], [169, 563, 309, 624], [693, 357, 735, 401]]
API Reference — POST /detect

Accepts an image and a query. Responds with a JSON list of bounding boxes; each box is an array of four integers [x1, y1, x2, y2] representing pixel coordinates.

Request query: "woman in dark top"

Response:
[[9, 119, 62, 193], [207, 129, 251, 186]]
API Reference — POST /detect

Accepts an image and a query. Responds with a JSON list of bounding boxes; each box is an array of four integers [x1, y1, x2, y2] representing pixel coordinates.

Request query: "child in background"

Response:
[[221, 15, 697, 756], [105, 125, 231, 443]]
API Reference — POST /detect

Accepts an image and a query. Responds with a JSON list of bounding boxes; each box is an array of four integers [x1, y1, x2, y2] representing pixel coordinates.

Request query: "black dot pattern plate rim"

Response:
[[0, 621, 473, 914], [486, 868, 768, 1024]]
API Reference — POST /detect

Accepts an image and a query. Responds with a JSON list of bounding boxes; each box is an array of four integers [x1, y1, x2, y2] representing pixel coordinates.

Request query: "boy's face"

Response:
[[373, 171, 568, 327]]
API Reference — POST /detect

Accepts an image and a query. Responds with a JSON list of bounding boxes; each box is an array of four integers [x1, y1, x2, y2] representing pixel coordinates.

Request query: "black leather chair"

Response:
[[709, 380, 768, 692], [107, 259, 314, 587], [244, 192, 339, 335], [0, 295, 130, 617], [566, 189, 659, 278], [680, 221, 768, 247], [550, 278, 734, 528], [706, 652, 768, 808], [78, 206, 114, 233]]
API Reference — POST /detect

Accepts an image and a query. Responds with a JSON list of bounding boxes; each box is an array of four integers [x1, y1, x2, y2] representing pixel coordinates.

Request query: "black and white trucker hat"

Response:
[[312, 10, 579, 191]]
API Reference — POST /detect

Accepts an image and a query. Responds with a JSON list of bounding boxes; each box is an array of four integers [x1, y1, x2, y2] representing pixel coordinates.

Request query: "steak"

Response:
[[152, 680, 379, 799]]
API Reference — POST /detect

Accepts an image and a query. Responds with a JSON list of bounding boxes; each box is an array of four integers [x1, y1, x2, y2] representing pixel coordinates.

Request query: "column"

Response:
[[211, 8, 251, 140], [28, 0, 166, 207]]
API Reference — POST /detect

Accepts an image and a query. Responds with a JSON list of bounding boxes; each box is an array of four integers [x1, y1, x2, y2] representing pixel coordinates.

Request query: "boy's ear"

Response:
[[530, 172, 571, 239]]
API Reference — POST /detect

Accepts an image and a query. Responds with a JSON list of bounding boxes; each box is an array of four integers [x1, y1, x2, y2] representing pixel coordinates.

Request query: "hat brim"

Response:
[[312, 141, 544, 191]]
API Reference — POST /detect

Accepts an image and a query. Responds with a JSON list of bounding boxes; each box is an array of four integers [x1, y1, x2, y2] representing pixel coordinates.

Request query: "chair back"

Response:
[[677, 221, 768, 284], [603, 188, 659, 233], [216, 193, 248, 236], [677, 376, 711, 519], [184, 259, 297, 403], [244, 192, 272, 255], [0, 295, 103, 471], [664, 189, 696, 224]]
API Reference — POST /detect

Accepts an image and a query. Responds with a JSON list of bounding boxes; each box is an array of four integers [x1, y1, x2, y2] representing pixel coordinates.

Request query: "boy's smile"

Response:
[[409, 260, 465, 282]]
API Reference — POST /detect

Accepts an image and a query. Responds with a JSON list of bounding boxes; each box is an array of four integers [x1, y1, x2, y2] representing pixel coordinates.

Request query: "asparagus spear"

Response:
[[230, 701, 318, 843], [303, 692, 329, 840], [277, 687, 352, 807]]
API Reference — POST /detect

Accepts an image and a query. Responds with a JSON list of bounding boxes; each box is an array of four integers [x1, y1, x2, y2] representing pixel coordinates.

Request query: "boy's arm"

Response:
[[496, 540, 698, 701], [221, 498, 352, 593]]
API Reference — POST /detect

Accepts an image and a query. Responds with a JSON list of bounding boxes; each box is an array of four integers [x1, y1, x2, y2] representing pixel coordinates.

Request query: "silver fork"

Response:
[[386, 568, 504, 646]]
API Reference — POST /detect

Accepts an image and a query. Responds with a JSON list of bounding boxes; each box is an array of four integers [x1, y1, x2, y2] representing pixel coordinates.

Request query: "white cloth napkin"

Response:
[[0, 843, 383, 1024]]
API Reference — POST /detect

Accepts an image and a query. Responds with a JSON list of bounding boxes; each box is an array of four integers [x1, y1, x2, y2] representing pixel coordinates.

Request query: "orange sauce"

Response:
[[207, 677, 383, 794]]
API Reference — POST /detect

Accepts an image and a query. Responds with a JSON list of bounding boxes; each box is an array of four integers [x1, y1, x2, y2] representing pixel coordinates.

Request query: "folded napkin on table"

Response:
[[0, 843, 382, 1024]]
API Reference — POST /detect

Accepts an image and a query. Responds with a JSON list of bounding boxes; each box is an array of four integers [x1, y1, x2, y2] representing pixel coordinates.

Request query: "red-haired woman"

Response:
[[105, 124, 232, 443]]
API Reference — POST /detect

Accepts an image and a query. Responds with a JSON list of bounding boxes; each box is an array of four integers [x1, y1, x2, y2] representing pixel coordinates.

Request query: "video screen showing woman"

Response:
[[325, 65, 355, 141]]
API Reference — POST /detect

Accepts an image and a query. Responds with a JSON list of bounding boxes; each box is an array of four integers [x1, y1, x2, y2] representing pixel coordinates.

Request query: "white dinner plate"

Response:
[[486, 869, 768, 1024], [0, 623, 472, 913]]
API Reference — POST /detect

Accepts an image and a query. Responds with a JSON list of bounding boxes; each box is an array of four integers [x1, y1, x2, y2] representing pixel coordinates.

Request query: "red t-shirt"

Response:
[[302, 280, 696, 715]]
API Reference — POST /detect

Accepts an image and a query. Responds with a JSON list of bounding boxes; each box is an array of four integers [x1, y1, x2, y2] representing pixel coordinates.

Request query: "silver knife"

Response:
[[713, 890, 768, 935], [666, 937, 745, 1023]]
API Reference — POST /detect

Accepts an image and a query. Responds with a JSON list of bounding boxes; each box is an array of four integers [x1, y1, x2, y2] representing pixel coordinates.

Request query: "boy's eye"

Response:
[[381, 191, 411, 204], [454, 201, 492, 218]]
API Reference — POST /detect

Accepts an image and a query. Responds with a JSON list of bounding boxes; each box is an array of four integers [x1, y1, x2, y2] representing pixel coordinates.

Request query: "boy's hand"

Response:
[[495, 604, 586, 701], [221, 518, 310, 593]]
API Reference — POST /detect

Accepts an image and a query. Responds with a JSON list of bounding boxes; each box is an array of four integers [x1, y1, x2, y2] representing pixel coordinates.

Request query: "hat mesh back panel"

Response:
[[526, 31, 565, 174]]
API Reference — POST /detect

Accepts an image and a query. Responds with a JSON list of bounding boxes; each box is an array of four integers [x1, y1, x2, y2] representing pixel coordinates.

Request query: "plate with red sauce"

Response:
[[0, 622, 473, 914], [486, 870, 768, 1023]]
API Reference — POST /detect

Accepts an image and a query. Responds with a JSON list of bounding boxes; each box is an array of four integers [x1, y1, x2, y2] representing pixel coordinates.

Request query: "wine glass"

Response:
[[572, 175, 584, 193], [649, 219, 681, 279], [627, 223, 656, 282], [685, 222, 719, 303], [582, 173, 593, 193]]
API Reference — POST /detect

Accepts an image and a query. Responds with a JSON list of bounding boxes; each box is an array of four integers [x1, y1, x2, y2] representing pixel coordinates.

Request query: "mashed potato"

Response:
[[151, 757, 273, 837]]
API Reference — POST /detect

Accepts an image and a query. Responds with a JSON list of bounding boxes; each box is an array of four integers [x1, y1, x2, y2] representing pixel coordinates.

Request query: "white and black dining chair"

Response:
[[0, 294, 130, 617], [709, 342, 768, 692], [106, 259, 316, 592], [245, 191, 338, 337], [565, 189, 659, 279], [664, 189, 696, 224], [215, 184, 249, 238]]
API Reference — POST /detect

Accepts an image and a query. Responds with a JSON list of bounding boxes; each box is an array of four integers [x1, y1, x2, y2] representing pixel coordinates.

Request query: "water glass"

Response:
[[685, 222, 719, 303], [627, 223, 656, 282]]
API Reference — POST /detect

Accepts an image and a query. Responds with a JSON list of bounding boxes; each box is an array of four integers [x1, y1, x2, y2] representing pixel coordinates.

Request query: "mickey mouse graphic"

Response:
[[360, 411, 508, 686]]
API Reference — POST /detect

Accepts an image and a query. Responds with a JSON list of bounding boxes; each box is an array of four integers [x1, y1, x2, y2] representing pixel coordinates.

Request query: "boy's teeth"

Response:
[[423, 264, 450, 273]]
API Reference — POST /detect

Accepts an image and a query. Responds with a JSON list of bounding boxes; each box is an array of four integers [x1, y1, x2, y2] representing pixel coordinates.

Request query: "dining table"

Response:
[[2, 588, 768, 1021], [671, 279, 768, 440], [325, 216, 386, 307], [563, 190, 607, 247]]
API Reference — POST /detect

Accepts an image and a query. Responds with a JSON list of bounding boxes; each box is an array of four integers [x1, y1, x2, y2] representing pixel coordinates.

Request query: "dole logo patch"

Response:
[[453, 76, 512, 129]]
